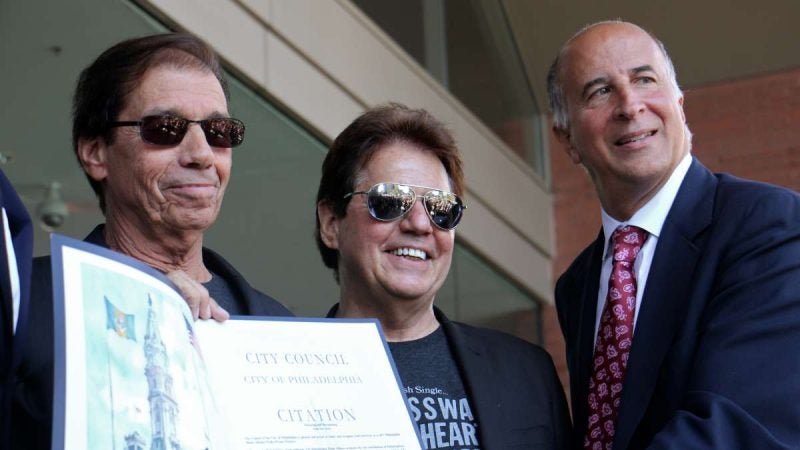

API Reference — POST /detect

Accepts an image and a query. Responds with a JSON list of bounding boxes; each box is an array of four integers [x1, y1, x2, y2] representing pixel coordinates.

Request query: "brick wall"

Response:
[[545, 68, 800, 400]]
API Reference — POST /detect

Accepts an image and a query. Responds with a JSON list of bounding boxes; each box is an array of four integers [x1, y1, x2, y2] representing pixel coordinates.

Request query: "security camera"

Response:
[[39, 205, 67, 228], [36, 182, 68, 230]]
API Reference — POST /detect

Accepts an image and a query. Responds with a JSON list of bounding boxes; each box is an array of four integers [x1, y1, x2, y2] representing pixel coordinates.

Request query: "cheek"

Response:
[[435, 232, 455, 258], [138, 157, 172, 186], [215, 151, 233, 185], [576, 117, 607, 142], [339, 217, 383, 255]]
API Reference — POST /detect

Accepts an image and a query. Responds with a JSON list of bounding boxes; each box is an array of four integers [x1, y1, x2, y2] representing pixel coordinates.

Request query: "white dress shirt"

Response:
[[594, 154, 693, 338], [3, 208, 21, 334]]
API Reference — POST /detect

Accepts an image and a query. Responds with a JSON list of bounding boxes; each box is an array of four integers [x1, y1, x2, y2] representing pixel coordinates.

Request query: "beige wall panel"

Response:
[[261, 33, 364, 139], [147, 0, 266, 84]]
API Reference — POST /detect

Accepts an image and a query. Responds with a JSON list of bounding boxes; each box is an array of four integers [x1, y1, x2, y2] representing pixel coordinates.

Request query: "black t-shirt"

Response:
[[203, 271, 243, 315], [389, 327, 481, 450]]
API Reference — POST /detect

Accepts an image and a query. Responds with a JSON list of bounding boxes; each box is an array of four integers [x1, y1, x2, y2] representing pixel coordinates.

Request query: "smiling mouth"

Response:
[[388, 247, 428, 261], [165, 183, 218, 193], [615, 130, 656, 145]]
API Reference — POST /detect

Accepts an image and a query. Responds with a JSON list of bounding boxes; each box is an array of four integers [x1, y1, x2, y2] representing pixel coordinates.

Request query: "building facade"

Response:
[[0, 0, 550, 343]]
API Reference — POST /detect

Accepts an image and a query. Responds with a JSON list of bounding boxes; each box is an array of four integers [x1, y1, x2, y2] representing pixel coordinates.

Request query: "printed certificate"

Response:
[[51, 234, 422, 450]]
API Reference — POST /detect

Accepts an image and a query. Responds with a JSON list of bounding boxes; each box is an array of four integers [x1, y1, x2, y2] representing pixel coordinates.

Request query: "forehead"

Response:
[[359, 142, 450, 187], [124, 65, 228, 116], [560, 24, 666, 90]]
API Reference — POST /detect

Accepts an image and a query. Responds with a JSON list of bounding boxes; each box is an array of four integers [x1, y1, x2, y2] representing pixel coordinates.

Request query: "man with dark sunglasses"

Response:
[[12, 33, 291, 450], [316, 103, 571, 449]]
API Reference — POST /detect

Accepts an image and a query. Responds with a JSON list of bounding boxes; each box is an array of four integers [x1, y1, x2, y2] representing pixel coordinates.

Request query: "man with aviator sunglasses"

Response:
[[11, 33, 292, 450], [316, 104, 570, 449]]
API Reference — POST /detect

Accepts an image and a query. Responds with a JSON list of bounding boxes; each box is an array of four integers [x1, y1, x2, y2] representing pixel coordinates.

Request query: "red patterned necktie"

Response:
[[584, 225, 649, 450]]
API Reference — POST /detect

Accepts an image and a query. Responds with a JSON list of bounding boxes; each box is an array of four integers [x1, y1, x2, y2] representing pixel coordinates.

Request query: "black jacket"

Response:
[[327, 304, 571, 449]]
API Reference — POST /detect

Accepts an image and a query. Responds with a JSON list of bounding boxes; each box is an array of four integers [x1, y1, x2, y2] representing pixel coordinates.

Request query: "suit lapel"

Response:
[[571, 233, 605, 440], [614, 160, 716, 449], [437, 309, 504, 448]]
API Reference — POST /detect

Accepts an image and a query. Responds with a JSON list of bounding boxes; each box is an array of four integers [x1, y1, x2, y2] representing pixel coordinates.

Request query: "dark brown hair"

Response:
[[315, 103, 464, 277], [72, 32, 227, 212]]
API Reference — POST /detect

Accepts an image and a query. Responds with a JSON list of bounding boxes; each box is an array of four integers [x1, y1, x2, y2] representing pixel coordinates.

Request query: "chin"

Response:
[[167, 214, 217, 232], [384, 280, 439, 302]]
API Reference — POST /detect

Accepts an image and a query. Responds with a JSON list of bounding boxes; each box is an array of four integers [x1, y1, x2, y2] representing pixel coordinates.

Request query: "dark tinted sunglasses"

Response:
[[344, 182, 466, 230], [108, 115, 245, 147]]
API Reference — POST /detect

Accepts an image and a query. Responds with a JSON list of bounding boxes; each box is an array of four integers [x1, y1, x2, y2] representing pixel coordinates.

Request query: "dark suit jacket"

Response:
[[12, 224, 292, 450], [556, 159, 800, 449], [0, 170, 33, 450], [328, 304, 571, 449]]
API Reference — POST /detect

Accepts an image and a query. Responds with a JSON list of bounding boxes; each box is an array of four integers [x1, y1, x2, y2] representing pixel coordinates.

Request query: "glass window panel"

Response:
[[439, 244, 542, 344]]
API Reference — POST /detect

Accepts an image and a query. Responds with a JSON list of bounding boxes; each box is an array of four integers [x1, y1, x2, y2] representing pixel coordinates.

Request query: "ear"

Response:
[[317, 201, 340, 250], [553, 125, 582, 165], [678, 94, 686, 123], [77, 136, 109, 182]]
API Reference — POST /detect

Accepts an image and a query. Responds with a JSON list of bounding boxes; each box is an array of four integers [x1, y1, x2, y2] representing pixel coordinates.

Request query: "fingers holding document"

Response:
[[166, 270, 230, 322]]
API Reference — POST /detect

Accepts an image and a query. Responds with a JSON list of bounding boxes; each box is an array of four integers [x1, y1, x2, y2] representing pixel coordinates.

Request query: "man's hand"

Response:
[[166, 270, 230, 322]]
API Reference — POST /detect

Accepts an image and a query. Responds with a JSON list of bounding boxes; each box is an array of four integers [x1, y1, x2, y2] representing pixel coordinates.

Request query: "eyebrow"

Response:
[[631, 65, 656, 76], [580, 65, 658, 99], [143, 108, 231, 119], [581, 77, 609, 100]]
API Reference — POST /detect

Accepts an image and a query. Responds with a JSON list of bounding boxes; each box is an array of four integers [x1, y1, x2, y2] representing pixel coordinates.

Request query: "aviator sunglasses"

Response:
[[344, 182, 466, 230], [108, 115, 246, 147]]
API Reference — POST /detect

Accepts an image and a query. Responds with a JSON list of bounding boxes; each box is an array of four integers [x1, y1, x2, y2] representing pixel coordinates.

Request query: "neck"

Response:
[[599, 189, 652, 221], [598, 171, 672, 221], [600, 148, 690, 221], [336, 295, 439, 342], [103, 212, 209, 282]]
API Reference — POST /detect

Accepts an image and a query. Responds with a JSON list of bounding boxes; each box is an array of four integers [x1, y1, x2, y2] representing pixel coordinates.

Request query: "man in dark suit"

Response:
[[316, 104, 571, 449], [549, 20, 800, 449], [12, 33, 292, 450], [0, 169, 33, 450]]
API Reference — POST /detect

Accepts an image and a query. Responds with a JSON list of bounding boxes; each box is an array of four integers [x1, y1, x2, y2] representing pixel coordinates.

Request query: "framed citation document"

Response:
[[51, 234, 422, 449]]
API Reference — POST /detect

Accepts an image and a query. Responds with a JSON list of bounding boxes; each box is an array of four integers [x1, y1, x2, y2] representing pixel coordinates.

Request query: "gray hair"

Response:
[[547, 20, 682, 130]]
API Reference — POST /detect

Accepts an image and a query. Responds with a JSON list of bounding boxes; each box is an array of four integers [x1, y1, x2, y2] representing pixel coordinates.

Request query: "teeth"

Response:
[[390, 248, 427, 260], [618, 131, 654, 145]]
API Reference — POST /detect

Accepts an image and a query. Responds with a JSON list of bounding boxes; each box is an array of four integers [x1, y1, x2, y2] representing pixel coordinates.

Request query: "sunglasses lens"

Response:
[[202, 118, 245, 147], [139, 116, 187, 146], [367, 183, 414, 221], [424, 191, 463, 230], [138, 116, 245, 147]]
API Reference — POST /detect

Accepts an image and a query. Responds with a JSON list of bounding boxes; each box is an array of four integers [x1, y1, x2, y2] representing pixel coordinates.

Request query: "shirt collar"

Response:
[[601, 153, 693, 259]]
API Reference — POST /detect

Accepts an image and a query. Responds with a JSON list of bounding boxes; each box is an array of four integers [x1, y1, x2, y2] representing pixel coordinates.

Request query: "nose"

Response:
[[399, 198, 433, 234], [614, 86, 646, 120], [179, 124, 215, 168]]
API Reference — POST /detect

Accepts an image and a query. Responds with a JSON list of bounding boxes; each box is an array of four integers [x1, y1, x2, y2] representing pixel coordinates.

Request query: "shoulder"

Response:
[[247, 288, 293, 316], [708, 174, 800, 247], [713, 173, 800, 215], [557, 242, 595, 286], [443, 320, 566, 414], [554, 233, 601, 307], [446, 320, 556, 369], [201, 246, 293, 317]]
